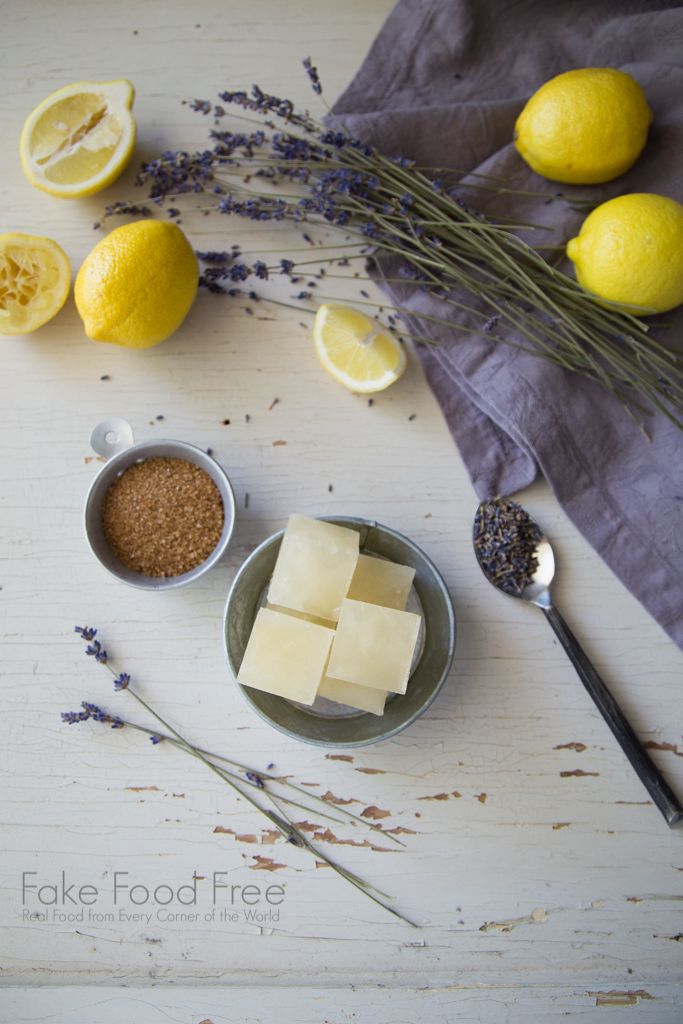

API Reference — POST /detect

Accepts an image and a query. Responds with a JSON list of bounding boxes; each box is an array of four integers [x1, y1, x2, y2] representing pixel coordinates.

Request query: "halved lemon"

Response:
[[313, 304, 407, 393], [20, 79, 136, 198], [0, 233, 71, 335]]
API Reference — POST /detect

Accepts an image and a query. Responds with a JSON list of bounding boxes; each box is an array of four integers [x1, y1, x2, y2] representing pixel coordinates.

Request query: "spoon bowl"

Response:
[[473, 495, 683, 830]]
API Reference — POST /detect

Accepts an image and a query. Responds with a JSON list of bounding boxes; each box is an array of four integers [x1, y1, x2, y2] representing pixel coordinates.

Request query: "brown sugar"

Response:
[[102, 457, 224, 577]]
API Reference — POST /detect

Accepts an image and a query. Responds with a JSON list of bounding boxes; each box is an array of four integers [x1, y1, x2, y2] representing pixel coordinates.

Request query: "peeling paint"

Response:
[[293, 821, 321, 833], [355, 768, 387, 774], [626, 896, 643, 904], [643, 740, 683, 757], [480, 907, 550, 932], [321, 790, 359, 805], [310, 828, 394, 852], [261, 830, 282, 844], [554, 742, 587, 752], [361, 805, 391, 820], [248, 856, 286, 871], [590, 990, 655, 1007], [475, 793, 487, 804], [552, 822, 571, 830], [125, 785, 161, 792], [326, 754, 354, 762], [235, 833, 258, 844], [385, 826, 418, 835], [560, 769, 599, 777], [213, 826, 234, 835], [417, 792, 450, 801]]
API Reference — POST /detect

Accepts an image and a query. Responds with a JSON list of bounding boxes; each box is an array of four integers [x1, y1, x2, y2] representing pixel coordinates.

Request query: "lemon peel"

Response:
[[514, 68, 652, 185], [566, 193, 683, 315], [20, 79, 136, 198], [313, 304, 407, 393], [75, 220, 198, 348], [0, 233, 71, 335]]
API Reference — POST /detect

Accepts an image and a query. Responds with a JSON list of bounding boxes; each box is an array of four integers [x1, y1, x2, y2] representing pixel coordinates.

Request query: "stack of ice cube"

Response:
[[236, 514, 420, 715]]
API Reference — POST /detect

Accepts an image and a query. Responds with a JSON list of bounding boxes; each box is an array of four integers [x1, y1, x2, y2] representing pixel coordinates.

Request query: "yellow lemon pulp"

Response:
[[566, 193, 683, 314], [75, 220, 198, 348], [0, 233, 71, 335], [20, 80, 136, 198], [514, 68, 652, 184], [313, 304, 407, 393]]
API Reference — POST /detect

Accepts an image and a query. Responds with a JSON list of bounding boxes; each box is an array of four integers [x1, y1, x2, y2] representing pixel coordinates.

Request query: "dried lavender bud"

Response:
[[62, 702, 124, 729], [474, 496, 543, 594]]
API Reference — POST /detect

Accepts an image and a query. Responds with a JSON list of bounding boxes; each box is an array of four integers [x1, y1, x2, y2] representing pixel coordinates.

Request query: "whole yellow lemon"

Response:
[[514, 68, 652, 184], [75, 220, 198, 347], [566, 193, 683, 314]]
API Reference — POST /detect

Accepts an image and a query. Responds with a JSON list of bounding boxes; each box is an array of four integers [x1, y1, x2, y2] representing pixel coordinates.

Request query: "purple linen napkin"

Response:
[[331, 0, 683, 651]]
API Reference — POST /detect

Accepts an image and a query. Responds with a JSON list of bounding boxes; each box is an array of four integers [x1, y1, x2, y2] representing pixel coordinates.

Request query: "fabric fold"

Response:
[[332, 0, 683, 650]]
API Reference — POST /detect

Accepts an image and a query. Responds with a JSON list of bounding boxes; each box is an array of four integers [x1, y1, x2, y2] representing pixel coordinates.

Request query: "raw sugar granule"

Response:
[[102, 456, 224, 577]]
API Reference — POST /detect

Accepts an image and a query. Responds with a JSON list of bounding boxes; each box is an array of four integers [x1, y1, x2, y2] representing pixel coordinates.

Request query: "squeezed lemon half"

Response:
[[313, 303, 407, 393], [20, 79, 136, 198], [0, 233, 71, 335]]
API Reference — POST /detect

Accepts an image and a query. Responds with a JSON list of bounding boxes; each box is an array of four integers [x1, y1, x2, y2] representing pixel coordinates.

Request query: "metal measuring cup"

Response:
[[83, 418, 236, 590]]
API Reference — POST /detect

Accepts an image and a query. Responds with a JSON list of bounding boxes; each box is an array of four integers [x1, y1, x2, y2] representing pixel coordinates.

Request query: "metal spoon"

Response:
[[473, 496, 683, 830]]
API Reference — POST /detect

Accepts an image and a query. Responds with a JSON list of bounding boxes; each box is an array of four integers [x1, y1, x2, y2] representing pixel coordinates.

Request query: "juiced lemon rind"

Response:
[[0, 232, 71, 335]]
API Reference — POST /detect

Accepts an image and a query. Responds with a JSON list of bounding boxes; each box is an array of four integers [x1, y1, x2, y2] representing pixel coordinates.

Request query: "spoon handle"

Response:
[[542, 603, 683, 830]]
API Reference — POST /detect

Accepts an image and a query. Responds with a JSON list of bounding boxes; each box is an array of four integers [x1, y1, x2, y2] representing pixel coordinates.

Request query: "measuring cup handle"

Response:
[[542, 602, 683, 830], [89, 418, 135, 459]]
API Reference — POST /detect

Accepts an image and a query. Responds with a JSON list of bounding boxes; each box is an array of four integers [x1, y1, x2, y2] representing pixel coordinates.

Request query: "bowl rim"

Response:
[[223, 515, 456, 747]]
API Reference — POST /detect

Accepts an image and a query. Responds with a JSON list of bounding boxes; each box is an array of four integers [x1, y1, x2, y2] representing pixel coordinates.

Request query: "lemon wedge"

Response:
[[313, 304, 407, 392], [20, 80, 136, 198], [0, 233, 71, 335]]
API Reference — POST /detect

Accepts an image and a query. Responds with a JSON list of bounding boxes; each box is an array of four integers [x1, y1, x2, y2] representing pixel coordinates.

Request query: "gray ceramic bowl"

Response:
[[84, 421, 236, 591], [223, 516, 456, 747]]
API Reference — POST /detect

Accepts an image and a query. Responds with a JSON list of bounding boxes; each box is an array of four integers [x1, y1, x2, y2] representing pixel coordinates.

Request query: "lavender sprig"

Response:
[[65, 627, 416, 927], [100, 66, 683, 433]]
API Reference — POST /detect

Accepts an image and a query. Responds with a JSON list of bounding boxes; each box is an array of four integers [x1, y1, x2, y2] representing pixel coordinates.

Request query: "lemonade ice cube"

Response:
[[267, 514, 359, 623], [317, 674, 388, 716], [327, 598, 421, 694], [346, 554, 415, 611], [236, 607, 335, 705]]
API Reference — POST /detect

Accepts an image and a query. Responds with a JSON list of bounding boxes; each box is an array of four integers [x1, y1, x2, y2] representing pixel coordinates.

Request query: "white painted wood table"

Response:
[[1, 2, 682, 1021]]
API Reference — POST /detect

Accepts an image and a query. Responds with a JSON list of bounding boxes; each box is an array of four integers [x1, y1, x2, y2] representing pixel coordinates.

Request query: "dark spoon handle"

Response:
[[542, 602, 683, 830]]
